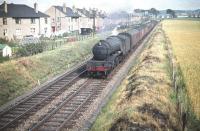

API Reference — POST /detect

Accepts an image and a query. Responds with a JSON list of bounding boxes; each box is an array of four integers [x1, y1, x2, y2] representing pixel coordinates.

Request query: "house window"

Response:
[[68, 26, 70, 31], [45, 18, 48, 24], [75, 19, 77, 22], [68, 18, 70, 22], [15, 18, 21, 24], [44, 28, 47, 33], [57, 26, 60, 31], [16, 29, 21, 35], [31, 18, 36, 24], [3, 29, 7, 36], [57, 17, 60, 22], [71, 26, 73, 31], [31, 28, 35, 34], [52, 18, 55, 23], [3, 18, 7, 25]]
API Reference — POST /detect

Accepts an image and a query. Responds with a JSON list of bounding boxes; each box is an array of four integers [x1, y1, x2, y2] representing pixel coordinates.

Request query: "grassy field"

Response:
[[162, 20, 200, 119], [0, 37, 100, 106], [91, 25, 180, 131]]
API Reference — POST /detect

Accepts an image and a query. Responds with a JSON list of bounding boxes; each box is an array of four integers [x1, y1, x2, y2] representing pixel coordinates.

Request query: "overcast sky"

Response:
[[1, 0, 200, 13]]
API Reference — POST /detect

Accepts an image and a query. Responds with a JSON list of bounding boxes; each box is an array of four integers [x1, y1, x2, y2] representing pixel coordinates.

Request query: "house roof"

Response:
[[97, 12, 106, 18], [77, 8, 106, 18], [0, 3, 49, 18], [54, 6, 80, 18], [0, 44, 8, 50], [77, 8, 92, 18]]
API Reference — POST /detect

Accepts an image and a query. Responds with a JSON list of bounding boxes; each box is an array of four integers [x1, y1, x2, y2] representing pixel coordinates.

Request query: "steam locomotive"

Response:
[[86, 21, 157, 77]]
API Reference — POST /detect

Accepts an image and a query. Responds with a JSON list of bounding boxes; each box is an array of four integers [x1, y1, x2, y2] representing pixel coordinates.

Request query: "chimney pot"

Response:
[[4, 0, 8, 14], [34, 3, 38, 13], [63, 3, 66, 13]]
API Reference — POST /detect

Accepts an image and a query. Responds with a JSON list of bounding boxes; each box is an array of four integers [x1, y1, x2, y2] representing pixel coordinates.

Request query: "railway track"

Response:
[[29, 79, 107, 131], [0, 26, 156, 131], [0, 64, 86, 131]]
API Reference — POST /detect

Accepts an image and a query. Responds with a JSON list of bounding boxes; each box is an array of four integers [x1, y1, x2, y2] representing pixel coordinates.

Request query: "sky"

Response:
[[1, 0, 200, 13]]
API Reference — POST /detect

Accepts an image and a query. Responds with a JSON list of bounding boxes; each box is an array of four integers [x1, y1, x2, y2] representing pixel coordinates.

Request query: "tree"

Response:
[[149, 8, 159, 16], [166, 9, 176, 18]]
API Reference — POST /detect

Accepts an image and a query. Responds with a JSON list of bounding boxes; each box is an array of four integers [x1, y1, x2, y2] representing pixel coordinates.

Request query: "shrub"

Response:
[[17, 43, 44, 56]]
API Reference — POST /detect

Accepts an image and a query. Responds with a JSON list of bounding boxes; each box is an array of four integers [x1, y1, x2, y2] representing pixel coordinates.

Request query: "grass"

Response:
[[0, 37, 100, 106], [91, 25, 180, 131], [162, 20, 200, 119]]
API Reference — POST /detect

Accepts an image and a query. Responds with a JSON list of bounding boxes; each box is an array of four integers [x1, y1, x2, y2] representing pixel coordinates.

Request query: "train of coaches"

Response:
[[86, 20, 157, 77]]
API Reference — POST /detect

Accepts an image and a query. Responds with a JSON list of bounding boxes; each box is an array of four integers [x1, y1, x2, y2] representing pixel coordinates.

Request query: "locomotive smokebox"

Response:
[[92, 37, 122, 60]]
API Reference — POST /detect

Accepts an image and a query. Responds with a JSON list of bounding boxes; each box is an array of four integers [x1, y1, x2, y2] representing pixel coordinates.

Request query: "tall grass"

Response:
[[162, 20, 200, 119]]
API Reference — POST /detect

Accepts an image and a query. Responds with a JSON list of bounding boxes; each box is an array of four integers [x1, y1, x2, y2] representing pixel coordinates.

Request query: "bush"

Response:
[[0, 56, 9, 63], [0, 38, 18, 47], [17, 43, 44, 56]]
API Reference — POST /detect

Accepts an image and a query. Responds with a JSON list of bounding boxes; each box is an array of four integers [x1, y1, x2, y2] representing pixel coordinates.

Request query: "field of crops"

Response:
[[162, 20, 200, 118]]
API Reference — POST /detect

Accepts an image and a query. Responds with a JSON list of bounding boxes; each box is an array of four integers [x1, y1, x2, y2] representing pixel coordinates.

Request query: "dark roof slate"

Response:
[[0, 3, 49, 18], [54, 6, 80, 18], [77, 8, 106, 18], [77, 8, 92, 18]]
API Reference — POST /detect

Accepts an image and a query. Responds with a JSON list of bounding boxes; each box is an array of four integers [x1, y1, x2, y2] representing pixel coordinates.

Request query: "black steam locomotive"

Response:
[[86, 21, 157, 77]]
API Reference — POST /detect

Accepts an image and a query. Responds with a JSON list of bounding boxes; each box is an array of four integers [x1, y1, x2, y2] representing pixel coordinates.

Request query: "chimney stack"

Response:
[[63, 3, 66, 13], [34, 3, 38, 13], [3, 0, 8, 14]]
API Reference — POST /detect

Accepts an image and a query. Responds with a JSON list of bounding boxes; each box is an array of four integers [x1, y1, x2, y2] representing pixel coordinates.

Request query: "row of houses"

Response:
[[0, 1, 106, 40]]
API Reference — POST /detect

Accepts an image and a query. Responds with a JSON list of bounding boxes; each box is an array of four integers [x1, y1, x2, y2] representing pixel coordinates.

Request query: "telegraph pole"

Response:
[[91, 8, 97, 37]]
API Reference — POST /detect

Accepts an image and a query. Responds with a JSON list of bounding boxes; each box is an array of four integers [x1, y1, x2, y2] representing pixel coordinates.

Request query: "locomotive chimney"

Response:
[[3, 0, 8, 14]]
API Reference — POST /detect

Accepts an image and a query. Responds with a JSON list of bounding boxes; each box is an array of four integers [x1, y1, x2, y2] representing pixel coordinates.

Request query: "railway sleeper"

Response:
[[51, 85, 62, 88], [38, 126, 57, 131], [18, 102, 35, 107], [0, 121, 9, 127], [51, 116, 67, 121], [30, 98, 43, 101], [1, 113, 19, 118], [53, 113, 69, 118], [44, 121, 60, 127], [58, 110, 72, 114], [14, 107, 27, 111]]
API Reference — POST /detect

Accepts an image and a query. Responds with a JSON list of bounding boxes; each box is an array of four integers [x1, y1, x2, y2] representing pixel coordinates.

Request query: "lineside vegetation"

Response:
[[91, 25, 180, 131], [0, 37, 100, 106]]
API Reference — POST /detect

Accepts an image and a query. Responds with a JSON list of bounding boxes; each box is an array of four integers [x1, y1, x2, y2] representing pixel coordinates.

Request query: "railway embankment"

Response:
[[91, 24, 181, 131], [0, 37, 100, 106]]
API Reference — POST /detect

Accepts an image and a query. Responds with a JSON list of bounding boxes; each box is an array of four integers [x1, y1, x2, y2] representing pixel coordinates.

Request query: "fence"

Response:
[[163, 28, 188, 131], [40, 34, 93, 51]]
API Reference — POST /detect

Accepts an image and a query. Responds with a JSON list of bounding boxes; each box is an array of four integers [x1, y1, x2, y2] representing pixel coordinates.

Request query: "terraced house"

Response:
[[45, 4, 81, 34], [77, 8, 93, 30], [77, 8, 106, 32], [0, 1, 51, 40], [45, 4, 106, 35]]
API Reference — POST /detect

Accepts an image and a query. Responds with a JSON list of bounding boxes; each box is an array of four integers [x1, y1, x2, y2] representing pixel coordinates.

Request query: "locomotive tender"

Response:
[[87, 21, 157, 76]]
